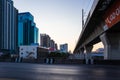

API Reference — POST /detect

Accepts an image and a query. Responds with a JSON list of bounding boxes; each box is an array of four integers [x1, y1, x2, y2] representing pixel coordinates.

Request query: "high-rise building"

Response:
[[50, 39, 55, 48], [40, 34, 58, 52], [18, 12, 39, 46], [60, 43, 68, 53], [55, 43, 58, 50], [40, 34, 50, 48], [0, 0, 18, 54]]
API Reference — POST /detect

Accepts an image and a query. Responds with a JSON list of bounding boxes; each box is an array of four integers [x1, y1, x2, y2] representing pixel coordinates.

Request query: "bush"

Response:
[[48, 52, 69, 59]]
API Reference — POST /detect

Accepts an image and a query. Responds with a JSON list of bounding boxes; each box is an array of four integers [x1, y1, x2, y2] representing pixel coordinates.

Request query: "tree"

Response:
[[48, 52, 69, 59]]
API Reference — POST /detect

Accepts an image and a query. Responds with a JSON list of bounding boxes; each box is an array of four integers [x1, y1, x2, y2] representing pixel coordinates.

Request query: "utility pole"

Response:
[[82, 9, 84, 29]]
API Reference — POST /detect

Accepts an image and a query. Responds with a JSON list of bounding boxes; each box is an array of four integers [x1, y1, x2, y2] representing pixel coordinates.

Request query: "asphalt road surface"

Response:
[[0, 62, 120, 80]]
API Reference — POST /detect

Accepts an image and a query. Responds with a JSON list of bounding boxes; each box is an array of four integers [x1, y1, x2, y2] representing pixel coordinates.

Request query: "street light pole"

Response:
[[82, 9, 84, 29]]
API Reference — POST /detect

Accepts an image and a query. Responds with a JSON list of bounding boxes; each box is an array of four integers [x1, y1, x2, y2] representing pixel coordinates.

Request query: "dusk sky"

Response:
[[13, 0, 103, 52]]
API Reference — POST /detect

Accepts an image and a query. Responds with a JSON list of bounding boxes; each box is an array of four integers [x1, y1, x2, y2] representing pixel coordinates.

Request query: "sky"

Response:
[[13, 0, 103, 52]]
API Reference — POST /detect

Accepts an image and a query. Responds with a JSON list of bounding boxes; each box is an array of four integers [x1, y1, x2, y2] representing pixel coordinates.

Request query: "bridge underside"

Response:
[[100, 22, 120, 60], [74, 0, 120, 60]]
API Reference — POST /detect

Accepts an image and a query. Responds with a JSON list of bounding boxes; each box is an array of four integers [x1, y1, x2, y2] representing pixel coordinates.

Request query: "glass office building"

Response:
[[60, 44, 68, 53], [0, 0, 18, 54], [18, 12, 39, 46]]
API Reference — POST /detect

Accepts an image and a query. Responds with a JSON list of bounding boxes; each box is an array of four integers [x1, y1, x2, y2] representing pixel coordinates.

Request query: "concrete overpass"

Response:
[[74, 0, 120, 60]]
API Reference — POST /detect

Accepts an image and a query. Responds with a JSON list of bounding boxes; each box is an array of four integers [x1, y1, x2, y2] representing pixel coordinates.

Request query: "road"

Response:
[[0, 62, 120, 80]]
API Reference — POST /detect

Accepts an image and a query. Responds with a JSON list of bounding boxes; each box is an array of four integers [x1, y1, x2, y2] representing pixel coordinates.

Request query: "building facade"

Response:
[[0, 0, 18, 54], [19, 46, 49, 63], [50, 39, 55, 48], [40, 34, 58, 52], [55, 43, 58, 50], [60, 43, 68, 53], [40, 34, 50, 48], [19, 45, 38, 59], [18, 12, 39, 46], [34, 27, 39, 43]]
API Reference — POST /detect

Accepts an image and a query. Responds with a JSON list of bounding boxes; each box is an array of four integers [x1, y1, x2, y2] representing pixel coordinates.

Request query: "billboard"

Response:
[[104, 1, 120, 28]]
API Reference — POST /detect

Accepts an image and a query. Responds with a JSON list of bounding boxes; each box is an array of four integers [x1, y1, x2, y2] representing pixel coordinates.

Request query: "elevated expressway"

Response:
[[74, 0, 120, 60]]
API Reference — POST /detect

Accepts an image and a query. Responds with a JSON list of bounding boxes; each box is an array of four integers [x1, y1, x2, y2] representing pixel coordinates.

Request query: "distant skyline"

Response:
[[13, 0, 102, 52]]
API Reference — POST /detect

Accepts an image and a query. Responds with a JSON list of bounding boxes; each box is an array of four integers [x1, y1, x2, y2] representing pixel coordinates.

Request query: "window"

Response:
[[20, 16, 22, 20], [21, 48, 23, 50]]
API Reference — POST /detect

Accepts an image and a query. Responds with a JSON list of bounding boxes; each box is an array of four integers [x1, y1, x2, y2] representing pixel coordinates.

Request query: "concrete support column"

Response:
[[76, 50, 80, 59], [85, 45, 93, 64], [80, 48, 85, 59], [100, 32, 120, 60], [85, 45, 93, 53]]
